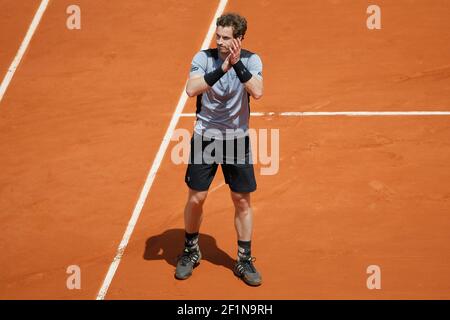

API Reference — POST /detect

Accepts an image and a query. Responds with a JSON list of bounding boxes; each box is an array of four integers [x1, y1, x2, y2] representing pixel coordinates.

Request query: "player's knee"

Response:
[[234, 200, 250, 213], [231, 192, 250, 211], [188, 190, 208, 207]]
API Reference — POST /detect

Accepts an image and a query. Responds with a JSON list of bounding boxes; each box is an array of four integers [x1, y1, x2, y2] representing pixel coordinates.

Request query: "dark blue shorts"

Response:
[[185, 133, 257, 193]]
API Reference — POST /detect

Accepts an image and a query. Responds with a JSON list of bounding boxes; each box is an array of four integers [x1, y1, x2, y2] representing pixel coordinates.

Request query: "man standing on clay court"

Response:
[[175, 13, 264, 286]]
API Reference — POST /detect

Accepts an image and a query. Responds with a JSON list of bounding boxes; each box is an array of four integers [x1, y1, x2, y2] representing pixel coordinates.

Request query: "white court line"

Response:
[[96, 0, 228, 300], [180, 111, 450, 117], [279, 111, 450, 116], [209, 181, 226, 194], [0, 0, 50, 104]]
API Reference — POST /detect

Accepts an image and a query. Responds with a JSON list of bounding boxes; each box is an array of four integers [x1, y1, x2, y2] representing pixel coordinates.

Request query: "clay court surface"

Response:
[[1, 0, 449, 299]]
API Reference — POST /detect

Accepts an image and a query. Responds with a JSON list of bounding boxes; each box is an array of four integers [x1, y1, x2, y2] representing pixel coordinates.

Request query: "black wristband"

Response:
[[232, 60, 253, 83], [204, 67, 225, 87]]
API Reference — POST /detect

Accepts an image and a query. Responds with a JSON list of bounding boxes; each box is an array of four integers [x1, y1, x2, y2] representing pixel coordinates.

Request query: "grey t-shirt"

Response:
[[189, 48, 263, 140]]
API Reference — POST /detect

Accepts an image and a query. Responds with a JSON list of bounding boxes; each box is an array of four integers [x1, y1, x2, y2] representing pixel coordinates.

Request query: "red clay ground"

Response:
[[0, 0, 449, 299], [0, 0, 40, 77]]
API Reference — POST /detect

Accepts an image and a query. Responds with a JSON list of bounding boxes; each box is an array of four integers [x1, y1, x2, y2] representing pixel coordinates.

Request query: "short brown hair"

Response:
[[216, 13, 247, 39]]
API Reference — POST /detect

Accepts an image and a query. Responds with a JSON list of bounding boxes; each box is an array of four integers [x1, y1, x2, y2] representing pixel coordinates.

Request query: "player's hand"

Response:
[[229, 37, 241, 65], [221, 53, 232, 72]]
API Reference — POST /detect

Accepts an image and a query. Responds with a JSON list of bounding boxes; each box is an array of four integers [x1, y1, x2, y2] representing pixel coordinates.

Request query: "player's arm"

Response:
[[230, 38, 263, 100], [243, 72, 263, 100], [186, 53, 232, 97], [186, 75, 209, 97]]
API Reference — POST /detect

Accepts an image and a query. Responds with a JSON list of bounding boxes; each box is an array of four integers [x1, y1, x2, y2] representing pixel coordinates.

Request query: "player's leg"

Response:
[[175, 187, 209, 280], [176, 133, 218, 280], [184, 187, 208, 234], [229, 190, 261, 286], [231, 191, 253, 241], [222, 134, 261, 286]]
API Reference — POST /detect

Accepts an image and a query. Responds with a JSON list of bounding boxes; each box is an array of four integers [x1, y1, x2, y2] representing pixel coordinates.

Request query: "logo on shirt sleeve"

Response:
[[258, 71, 263, 77], [191, 65, 199, 72]]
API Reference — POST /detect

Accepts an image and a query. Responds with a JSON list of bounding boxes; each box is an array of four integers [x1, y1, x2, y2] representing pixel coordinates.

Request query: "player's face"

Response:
[[216, 26, 235, 55]]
